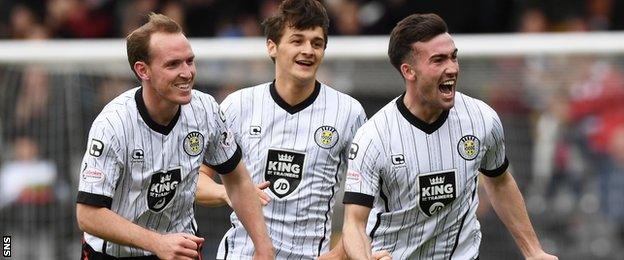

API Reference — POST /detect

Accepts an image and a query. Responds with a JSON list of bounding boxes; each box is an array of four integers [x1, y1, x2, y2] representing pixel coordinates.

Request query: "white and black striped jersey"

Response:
[[77, 87, 241, 258], [217, 81, 366, 259], [343, 92, 508, 260]]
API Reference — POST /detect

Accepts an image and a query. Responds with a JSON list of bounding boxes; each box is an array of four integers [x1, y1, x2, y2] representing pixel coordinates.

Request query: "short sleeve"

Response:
[[77, 119, 123, 208], [220, 92, 242, 146], [343, 125, 382, 208], [202, 97, 241, 174], [479, 107, 509, 177], [340, 100, 367, 165]]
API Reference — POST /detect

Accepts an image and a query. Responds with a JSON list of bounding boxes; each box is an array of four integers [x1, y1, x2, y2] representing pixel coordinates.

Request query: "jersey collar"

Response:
[[270, 80, 321, 115], [135, 87, 181, 135], [396, 93, 449, 134]]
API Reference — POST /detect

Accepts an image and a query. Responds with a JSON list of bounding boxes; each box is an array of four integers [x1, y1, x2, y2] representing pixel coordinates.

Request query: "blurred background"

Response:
[[1, 0, 624, 259]]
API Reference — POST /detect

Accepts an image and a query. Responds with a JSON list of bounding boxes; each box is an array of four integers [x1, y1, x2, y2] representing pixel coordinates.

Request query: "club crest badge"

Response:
[[418, 169, 457, 217], [314, 126, 339, 149], [457, 135, 480, 161], [264, 148, 305, 199], [147, 168, 181, 213], [183, 131, 204, 156]]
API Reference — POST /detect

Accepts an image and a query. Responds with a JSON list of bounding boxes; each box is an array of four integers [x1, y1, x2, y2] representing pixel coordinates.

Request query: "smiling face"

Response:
[[137, 32, 195, 106], [268, 26, 325, 85], [407, 33, 459, 112]]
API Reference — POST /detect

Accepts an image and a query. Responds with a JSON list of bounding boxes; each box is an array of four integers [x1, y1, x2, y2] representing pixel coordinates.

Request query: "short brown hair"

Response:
[[388, 13, 448, 73], [262, 0, 330, 48], [126, 13, 183, 79]]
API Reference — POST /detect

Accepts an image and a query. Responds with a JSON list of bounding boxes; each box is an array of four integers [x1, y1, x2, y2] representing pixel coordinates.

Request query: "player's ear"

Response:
[[134, 61, 150, 81], [267, 39, 277, 59], [401, 63, 416, 81]]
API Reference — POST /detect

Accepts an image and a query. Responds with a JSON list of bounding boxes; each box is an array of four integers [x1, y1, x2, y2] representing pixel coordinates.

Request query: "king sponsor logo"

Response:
[[147, 168, 181, 213], [264, 148, 305, 199], [418, 169, 457, 217]]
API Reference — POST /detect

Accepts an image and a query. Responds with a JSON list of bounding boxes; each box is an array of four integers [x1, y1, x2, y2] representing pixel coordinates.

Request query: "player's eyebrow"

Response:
[[164, 54, 194, 65], [429, 48, 458, 60]]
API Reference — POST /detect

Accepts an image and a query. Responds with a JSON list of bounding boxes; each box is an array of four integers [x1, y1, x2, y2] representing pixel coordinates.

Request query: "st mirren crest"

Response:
[[314, 126, 339, 149], [457, 135, 480, 161], [183, 131, 204, 156]]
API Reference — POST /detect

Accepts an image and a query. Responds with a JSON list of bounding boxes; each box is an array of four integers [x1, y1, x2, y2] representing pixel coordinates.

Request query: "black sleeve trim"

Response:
[[76, 191, 113, 209], [343, 192, 374, 208], [210, 144, 242, 175], [479, 157, 509, 177]]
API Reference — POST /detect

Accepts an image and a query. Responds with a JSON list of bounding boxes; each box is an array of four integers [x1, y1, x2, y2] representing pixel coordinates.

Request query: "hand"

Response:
[[152, 233, 204, 260], [255, 181, 271, 206], [372, 250, 392, 260], [226, 181, 271, 207], [526, 252, 558, 260]]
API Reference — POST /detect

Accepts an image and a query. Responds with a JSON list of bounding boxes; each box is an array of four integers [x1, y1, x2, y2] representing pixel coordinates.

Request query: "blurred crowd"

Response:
[[2, 0, 624, 259], [1, 0, 624, 40]]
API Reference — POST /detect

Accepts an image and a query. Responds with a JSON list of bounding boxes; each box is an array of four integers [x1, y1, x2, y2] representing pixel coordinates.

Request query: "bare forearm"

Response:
[[76, 204, 160, 252], [483, 172, 544, 258], [342, 222, 372, 259], [222, 164, 273, 255], [196, 167, 229, 207]]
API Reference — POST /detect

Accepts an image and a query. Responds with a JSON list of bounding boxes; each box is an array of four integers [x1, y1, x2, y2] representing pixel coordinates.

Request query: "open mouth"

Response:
[[174, 82, 192, 91], [439, 79, 455, 94], [295, 60, 314, 67]]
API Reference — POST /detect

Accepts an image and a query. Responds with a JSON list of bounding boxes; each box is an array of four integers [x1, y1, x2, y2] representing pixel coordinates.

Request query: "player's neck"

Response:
[[273, 77, 316, 106], [404, 89, 444, 124], [142, 86, 180, 126]]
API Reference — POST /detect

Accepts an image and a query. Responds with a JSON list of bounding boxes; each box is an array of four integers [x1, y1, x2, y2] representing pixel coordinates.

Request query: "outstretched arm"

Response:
[[221, 161, 274, 259], [76, 204, 204, 259], [481, 170, 558, 260], [196, 164, 271, 207]]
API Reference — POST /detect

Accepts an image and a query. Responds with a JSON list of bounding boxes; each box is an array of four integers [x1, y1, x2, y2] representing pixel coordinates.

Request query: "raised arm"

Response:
[[76, 204, 203, 259], [481, 170, 558, 260], [221, 161, 275, 259]]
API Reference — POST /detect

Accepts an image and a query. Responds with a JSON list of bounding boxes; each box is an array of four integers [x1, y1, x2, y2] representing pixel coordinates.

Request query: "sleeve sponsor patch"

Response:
[[81, 167, 105, 183], [345, 169, 362, 185]]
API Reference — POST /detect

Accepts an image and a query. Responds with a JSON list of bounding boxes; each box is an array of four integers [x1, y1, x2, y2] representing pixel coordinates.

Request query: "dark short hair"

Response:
[[126, 13, 183, 80], [388, 13, 448, 73], [262, 0, 329, 48]]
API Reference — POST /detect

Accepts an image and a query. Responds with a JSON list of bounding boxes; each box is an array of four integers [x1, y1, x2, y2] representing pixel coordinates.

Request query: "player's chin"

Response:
[[179, 95, 192, 104], [440, 100, 455, 110], [173, 93, 192, 104], [294, 71, 316, 83]]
